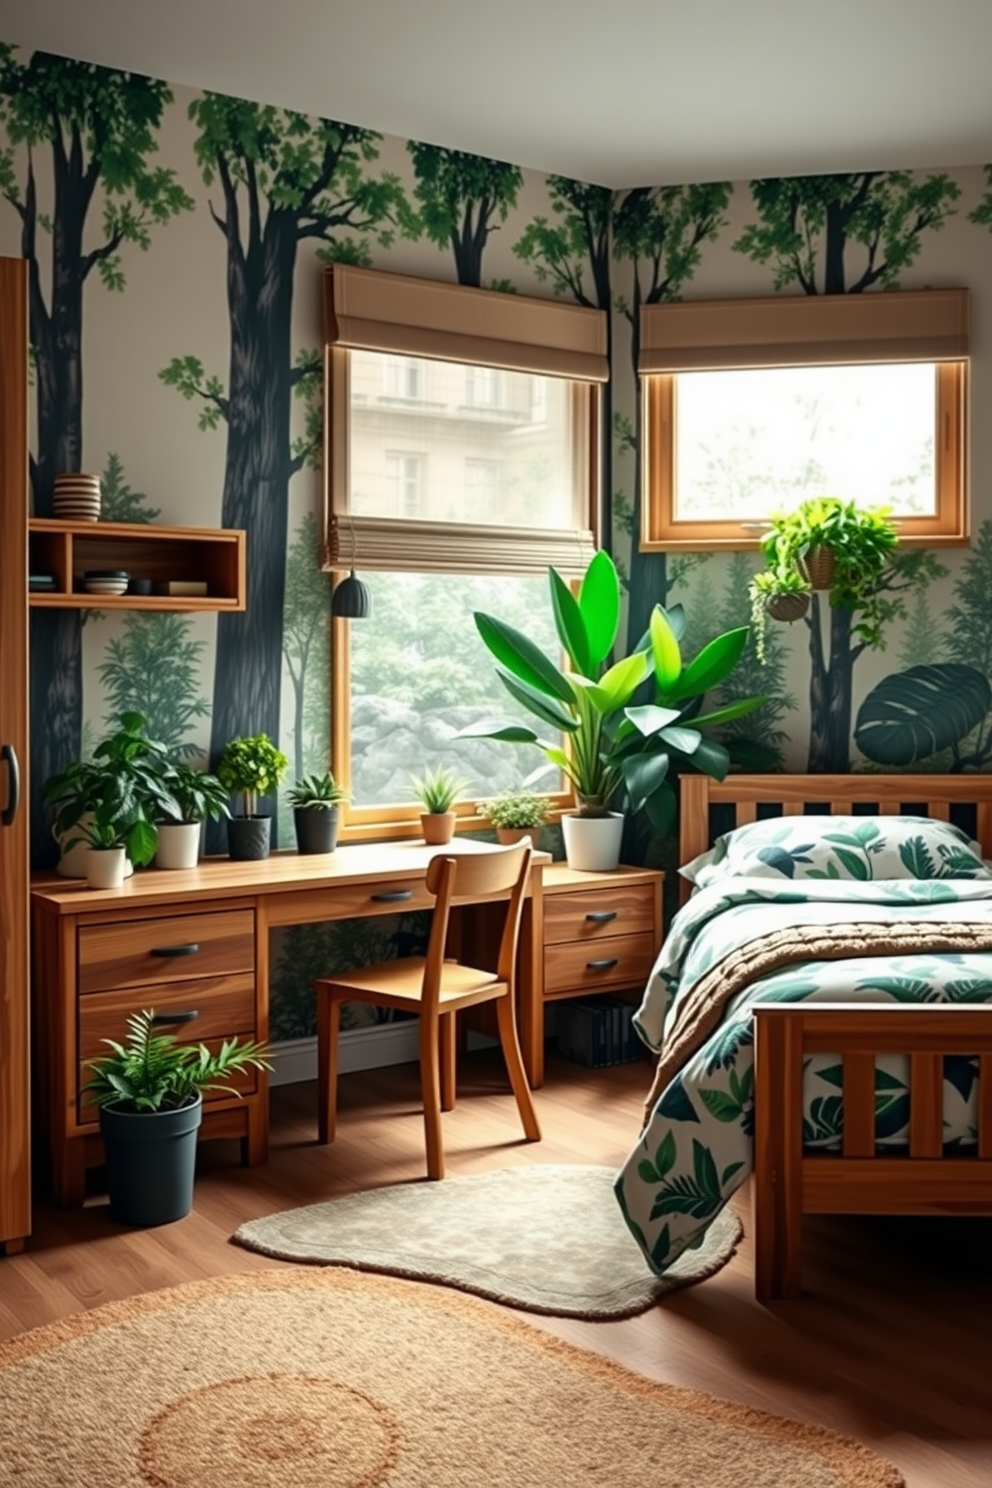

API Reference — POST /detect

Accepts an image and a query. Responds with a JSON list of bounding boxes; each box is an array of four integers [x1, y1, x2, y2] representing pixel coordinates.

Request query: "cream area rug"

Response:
[[233, 1163, 741, 1319], [0, 1268, 905, 1488]]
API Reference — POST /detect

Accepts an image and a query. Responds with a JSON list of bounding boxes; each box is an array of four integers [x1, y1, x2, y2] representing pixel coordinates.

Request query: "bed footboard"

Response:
[[753, 1004, 992, 1301]]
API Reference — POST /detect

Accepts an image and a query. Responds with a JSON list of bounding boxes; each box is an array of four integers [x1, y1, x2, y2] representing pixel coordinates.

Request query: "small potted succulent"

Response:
[[478, 788, 548, 847], [409, 766, 467, 846], [287, 770, 349, 855], [155, 762, 231, 870], [82, 1008, 270, 1226], [216, 732, 289, 860]]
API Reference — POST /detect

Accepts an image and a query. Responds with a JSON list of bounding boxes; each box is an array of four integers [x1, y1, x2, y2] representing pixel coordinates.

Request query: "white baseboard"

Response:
[[269, 1022, 498, 1088]]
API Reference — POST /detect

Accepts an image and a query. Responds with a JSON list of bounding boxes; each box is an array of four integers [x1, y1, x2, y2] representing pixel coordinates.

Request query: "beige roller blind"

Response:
[[325, 516, 597, 579], [639, 288, 970, 373], [325, 264, 609, 382]]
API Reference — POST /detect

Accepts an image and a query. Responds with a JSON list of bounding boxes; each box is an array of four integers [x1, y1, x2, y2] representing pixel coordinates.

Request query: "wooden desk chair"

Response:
[[312, 842, 541, 1179]]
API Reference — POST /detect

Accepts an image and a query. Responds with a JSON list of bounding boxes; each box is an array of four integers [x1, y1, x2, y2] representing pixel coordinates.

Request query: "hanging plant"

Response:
[[748, 497, 899, 663]]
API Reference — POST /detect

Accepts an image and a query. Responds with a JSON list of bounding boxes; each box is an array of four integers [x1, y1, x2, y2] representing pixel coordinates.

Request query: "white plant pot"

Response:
[[85, 846, 126, 891], [155, 821, 202, 870], [561, 811, 624, 872], [55, 814, 133, 878]]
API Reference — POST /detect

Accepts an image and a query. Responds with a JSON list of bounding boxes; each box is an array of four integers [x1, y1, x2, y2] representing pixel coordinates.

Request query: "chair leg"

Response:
[[316, 990, 340, 1145], [439, 1010, 456, 1112], [419, 1009, 445, 1179], [495, 992, 541, 1142]]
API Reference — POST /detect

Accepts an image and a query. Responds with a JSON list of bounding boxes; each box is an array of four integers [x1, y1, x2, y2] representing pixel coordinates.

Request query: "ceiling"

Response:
[[3, 0, 992, 189]]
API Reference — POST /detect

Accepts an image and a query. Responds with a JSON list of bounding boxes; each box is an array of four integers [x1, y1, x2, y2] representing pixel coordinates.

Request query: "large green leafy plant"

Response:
[[43, 710, 177, 866], [83, 1009, 271, 1113], [462, 551, 765, 836]]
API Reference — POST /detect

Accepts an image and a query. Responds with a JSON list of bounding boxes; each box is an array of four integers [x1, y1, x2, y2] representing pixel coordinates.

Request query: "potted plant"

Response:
[[216, 733, 289, 860], [43, 711, 175, 883], [155, 762, 231, 870], [286, 770, 349, 854], [82, 1008, 271, 1226], [461, 550, 765, 869], [409, 766, 467, 845], [747, 565, 812, 663], [749, 496, 899, 663], [478, 788, 548, 847]]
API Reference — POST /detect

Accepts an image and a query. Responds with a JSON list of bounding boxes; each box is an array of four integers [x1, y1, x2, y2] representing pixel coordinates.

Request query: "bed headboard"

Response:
[[679, 773, 992, 904]]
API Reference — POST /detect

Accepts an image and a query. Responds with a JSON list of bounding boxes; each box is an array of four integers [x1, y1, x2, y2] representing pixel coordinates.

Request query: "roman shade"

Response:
[[325, 264, 609, 382], [638, 287, 970, 374]]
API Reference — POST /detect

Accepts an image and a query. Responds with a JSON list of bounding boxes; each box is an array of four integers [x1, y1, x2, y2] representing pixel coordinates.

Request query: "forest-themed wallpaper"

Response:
[[2, 41, 992, 1044]]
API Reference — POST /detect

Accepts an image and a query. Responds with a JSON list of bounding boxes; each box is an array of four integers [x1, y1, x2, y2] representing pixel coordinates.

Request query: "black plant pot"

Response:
[[227, 814, 272, 861], [294, 805, 340, 855], [100, 1095, 203, 1226]]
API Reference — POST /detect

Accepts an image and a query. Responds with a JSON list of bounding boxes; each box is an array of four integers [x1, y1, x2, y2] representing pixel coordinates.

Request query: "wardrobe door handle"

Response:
[[150, 943, 200, 957], [370, 889, 413, 903], [585, 910, 617, 923], [0, 743, 20, 827], [587, 958, 619, 971], [150, 1010, 200, 1025]]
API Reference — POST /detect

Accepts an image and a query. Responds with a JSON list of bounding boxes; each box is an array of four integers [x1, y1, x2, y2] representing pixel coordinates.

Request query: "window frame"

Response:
[[321, 264, 607, 838], [639, 288, 970, 551]]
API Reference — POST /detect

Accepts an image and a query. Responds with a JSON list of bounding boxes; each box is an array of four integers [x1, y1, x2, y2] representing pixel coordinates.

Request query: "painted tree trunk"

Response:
[[806, 596, 857, 773], [206, 211, 297, 852], [26, 168, 90, 865], [451, 204, 489, 287], [624, 281, 670, 654]]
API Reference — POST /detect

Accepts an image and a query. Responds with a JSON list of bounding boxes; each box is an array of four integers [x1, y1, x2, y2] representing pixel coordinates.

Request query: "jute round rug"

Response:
[[0, 1268, 904, 1488], [233, 1164, 741, 1319]]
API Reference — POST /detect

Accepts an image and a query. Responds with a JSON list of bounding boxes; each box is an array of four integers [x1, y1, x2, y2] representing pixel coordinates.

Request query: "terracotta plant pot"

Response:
[[765, 591, 810, 623], [420, 811, 456, 845], [496, 826, 541, 847]]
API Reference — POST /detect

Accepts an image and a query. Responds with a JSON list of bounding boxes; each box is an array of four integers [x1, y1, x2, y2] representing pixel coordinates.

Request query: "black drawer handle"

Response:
[[585, 910, 617, 923], [370, 890, 413, 903], [587, 958, 619, 971], [150, 943, 200, 957], [150, 1010, 200, 1025]]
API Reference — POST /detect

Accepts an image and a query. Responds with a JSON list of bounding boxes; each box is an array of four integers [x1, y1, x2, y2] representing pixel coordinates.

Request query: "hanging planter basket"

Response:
[[801, 546, 835, 590], [765, 590, 811, 623]]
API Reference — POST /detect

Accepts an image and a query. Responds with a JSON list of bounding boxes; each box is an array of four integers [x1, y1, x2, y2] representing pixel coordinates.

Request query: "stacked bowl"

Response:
[[83, 570, 129, 597], [53, 472, 101, 522]]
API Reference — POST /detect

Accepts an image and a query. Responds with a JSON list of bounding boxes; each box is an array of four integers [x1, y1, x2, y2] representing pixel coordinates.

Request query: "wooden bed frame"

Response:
[[678, 773, 992, 1301]]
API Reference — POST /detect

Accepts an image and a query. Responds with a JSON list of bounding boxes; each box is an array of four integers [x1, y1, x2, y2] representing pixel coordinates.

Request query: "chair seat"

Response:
[[315, 956, 500, 1008]]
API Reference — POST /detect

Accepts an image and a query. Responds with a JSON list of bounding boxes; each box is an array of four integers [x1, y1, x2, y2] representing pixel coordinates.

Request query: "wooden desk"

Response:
[[30, 848, 662, 1204], [30, 842, 548, 1205]]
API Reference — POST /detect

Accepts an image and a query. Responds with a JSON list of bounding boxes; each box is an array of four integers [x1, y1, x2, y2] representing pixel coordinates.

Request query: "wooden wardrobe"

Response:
[[0, 255, 31, 1253]]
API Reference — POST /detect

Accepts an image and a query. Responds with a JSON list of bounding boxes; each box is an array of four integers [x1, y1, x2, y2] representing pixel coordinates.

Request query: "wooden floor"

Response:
[[2, 1048, 990, 1488]]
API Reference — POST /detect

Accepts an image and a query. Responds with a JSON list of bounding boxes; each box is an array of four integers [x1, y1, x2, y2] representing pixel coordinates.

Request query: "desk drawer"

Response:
[[544, 932, 656, 997], [543, 882, 657, 945], [79, 909, 255, 995]]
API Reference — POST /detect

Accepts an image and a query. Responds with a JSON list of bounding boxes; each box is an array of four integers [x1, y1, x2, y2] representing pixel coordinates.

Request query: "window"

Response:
[[322, 264, 607, 836], [465, 364, 501, 409], [640, 288, 969, 549], [383, 355, 423, 401], [385, 453, 423, 519]]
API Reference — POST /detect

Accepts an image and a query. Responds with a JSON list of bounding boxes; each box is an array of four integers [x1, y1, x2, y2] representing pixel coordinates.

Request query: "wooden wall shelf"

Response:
[[28, 519, 246, 611]]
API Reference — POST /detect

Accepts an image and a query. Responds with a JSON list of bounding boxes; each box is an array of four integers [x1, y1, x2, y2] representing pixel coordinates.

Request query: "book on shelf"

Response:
[[153, 579, 209, 596]]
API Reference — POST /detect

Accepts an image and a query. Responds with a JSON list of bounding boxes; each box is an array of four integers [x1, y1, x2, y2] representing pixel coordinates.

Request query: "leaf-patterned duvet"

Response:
[[614, 876, 992, 1275]]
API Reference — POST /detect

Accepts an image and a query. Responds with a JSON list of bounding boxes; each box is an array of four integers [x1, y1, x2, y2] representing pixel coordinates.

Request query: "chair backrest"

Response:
[[423, 843, 533, 1002]]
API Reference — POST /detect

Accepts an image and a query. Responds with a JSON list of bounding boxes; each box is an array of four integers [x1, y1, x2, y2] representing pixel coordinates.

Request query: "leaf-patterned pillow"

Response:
[[681, 814, 991, 887]]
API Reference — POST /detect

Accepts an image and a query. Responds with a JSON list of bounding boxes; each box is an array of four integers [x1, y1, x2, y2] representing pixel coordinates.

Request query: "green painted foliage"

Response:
[[854, 664, 992, 766], [98, 615, 210, 758], [734, 171, 960, 294]]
